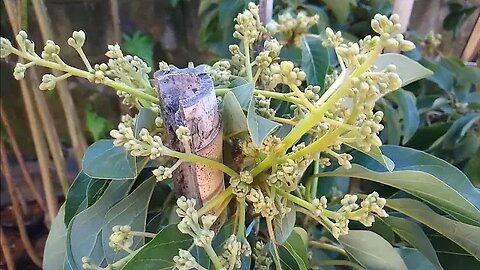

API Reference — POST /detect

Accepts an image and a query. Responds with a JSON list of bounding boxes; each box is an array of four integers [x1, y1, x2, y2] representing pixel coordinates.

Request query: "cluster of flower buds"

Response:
[[255, 94, 275, 118], [219, 235, 252, 269], [311, 192, 388, 238], [176, 197, 217, 248], [152, 166, 173, 181], [421, 31, 442, 57], [246, 188, 279, 219], [231, 170, 254, 197], [108, 225, 133, 252], [270, 61, 306, 87], [39, 74, 57, 90], [268, 12, 319, 46], [41, 40, 61, 61], [158, 61, 176, 71], [176, 126, 192, 149], [104, 44, 152, 105], [347, 111, 384, 152], [173, 250, 205, 270], [67, 30, 86, 50], [233, 3, 266, 45], [1, 37, 13, 58], [204, 60, 232, 86], [256, 39, 284, 90], [328, 149, 353, 169], [240, 135, 282, 161], [110, 124, 164, 159], [253, 241, 272, 270], [371, 14, 415, 51], [229, 44, 246, 76]]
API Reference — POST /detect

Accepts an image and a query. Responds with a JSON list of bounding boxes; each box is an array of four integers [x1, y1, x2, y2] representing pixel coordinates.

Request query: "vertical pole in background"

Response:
[[393, 0, 415, 33]]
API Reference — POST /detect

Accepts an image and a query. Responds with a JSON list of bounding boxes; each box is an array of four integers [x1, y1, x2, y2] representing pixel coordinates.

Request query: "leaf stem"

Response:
[[164, 148, 239, 178], [309, 241, 347, 256], [237, 198, 246, 240], [198, 186, 233, 216], [204, 244, 223, 270]]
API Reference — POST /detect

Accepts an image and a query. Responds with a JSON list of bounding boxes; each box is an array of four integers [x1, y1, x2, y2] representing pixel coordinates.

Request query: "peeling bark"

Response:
[[154, 68, 224, 206]]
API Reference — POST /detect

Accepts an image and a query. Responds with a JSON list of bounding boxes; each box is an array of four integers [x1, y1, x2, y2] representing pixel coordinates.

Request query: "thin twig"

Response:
[[0, 228, 16, 270], [0, 103, 47, 212], [30, 0, 88, 167], [0, 140, 42, 267], [4, 0, 58, 223]]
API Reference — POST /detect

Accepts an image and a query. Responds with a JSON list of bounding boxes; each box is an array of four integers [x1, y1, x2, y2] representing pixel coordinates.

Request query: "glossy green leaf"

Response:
[[321, 145, 480, 226], [223, 91, 248, 137], [375, 53, 433, 87], [122, 224, 193, 269], [388, 89, 419, 144], [274, 201, 296, 244], [386, 198, 480, 261], [339, 230, 408, 270], [64, 172, 91, 226], [278, 230, 309, 270], [247, 101, 281, 147], [86, 178, 108, 207], [230, 81, 254, 109], [102, 177, 156, 263], [344, 143, 394, 172], [420, 59, 454, 92], [83, 140, 137, 180], [381, 100, 402, 145], [396, 248, 437, 270], [381, 216, 442, 269], [43, 205, 67, 270], [439, 113, 480, 150], [66, 180, 133, 269], [301, 35, 329, 89], [134, 108, 158, 138]]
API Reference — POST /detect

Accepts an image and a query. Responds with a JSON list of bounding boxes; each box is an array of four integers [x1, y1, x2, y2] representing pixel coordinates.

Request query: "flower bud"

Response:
[[0, 37, 13, 58], [39, 74, 57, 90]]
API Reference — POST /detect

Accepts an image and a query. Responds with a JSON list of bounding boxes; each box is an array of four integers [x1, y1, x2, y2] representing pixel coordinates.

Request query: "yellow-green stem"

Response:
[[204, 244, 223, 270], [237, 198, 246, 239], [164, 148, 238, 178], [288, 83, 317, 111], [309, 241, 347, 256], [198, 186, 233, 216]]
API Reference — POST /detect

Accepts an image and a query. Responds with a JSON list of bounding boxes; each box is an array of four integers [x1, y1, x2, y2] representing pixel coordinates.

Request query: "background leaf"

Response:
[[386, 198, 480, 261], [43, 205, 67, 270], [339, 230, 408, 270], [278, 229, 309, 270], [102, 177, 156, 263], [66, 180, 133, 269], [301, 35, 329, 89], [375, 53, 433, 87], [396, 248, 437, 270], [223, 91, 248, 137], [122, 224, 193, 270], [134, 108, 158, 138], [381, 216, 442, 269], [83, 140, 138, 180], [247, 101, 281, 147], [64, 172, 92, 226]]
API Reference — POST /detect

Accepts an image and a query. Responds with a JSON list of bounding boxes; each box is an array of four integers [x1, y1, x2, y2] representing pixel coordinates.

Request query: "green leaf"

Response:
[[396, 248, 437, 270], [381, 216, 442, 269], [230, 81, 254, 109], [86, 179, 108, 206], [274, 201, 296, 244], [66, 180, 133, 269], [339, 230, 408, 270], [380, 100, 402, 145], [122, 224, 193, 270], [278, 230, 309, 270], [320, 0, 352, 23], [388, 89, 419, 144], [386, 198, 480, 261], [375, 53, 433, 87], [64, 172, 91, 226], [439, 113, 480, 150], [134, 108, 158, 138], [83, 139, 137, 180], [223, 91, 248, 137], [44, 205, 67, 270], [122, 32, 154, 68], [301, 35, 329, 89], [85, 105, 113, 141], [344, 143, 394, 172], [247, 101, 281, 147], [420, 59, 454, 92], [320, 145, 480, 226], [102, 177, 156, 263]]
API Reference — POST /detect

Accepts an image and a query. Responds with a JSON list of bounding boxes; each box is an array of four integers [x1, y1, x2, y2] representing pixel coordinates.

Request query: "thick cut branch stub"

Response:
[[154, 68, 224, 207]]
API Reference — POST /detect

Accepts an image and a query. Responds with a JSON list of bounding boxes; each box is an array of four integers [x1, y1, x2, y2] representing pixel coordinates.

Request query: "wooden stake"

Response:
[[154, 68, 224, 206]]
